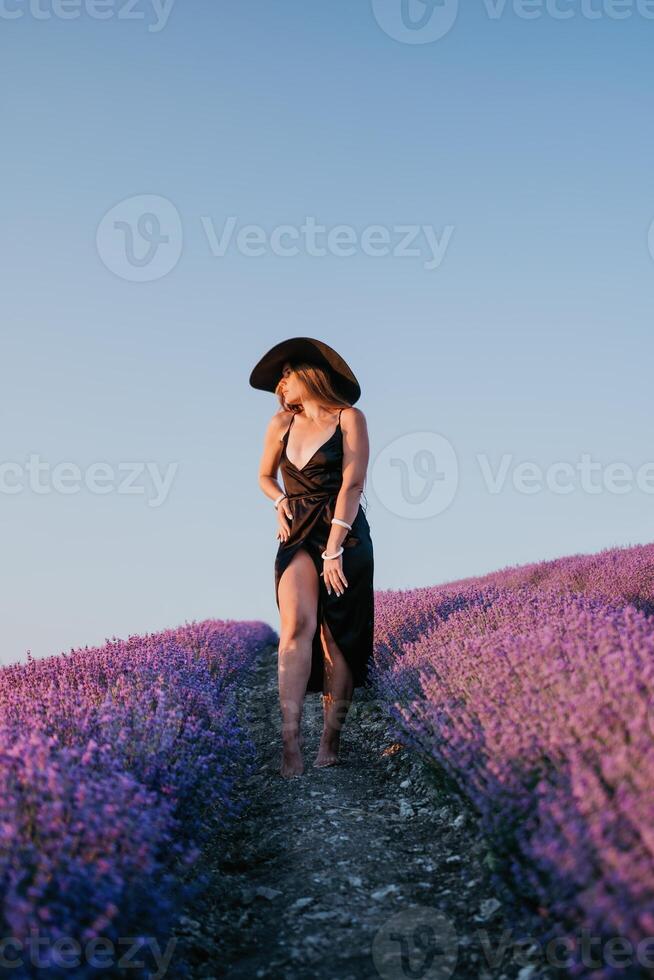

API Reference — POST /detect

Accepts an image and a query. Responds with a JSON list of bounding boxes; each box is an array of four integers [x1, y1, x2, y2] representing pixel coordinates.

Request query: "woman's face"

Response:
[[278, 362, 302, 403]]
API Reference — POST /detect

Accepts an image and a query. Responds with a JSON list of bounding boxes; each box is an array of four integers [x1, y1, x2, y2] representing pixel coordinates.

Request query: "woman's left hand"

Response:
[[321, 554, 348, 597]]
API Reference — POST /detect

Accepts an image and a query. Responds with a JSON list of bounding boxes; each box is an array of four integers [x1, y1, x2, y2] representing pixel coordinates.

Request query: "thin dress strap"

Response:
[[281, 410, 342, 443], [281, 413, 296, 443]]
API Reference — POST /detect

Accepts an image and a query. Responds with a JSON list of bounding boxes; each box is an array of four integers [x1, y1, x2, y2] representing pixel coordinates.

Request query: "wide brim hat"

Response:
[[249, 337, 361, 405]]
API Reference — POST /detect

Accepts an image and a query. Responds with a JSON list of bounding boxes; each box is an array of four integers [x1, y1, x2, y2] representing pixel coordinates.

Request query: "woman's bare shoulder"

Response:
[[340, 406, 367, 428], [268, 409, 294, 442]]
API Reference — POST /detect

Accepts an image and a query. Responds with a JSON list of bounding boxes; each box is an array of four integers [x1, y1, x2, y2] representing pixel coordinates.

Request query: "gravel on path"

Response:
[[173, 643, 557, 980]]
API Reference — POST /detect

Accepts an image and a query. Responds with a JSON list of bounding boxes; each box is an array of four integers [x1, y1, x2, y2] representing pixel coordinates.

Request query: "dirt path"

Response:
[[174, 643, 556, 980]]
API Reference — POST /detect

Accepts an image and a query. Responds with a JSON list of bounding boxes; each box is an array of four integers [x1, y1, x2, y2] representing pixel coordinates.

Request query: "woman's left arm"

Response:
[[326, 407, 369, 553]]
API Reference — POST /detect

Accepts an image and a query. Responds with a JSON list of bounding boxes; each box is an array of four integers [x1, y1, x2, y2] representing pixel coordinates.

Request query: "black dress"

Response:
[[274, 409, 375, 693]]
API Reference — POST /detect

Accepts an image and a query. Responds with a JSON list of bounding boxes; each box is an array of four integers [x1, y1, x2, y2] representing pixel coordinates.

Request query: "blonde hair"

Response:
[[274, 361, 351, 415], [275, 360, 368, 514]]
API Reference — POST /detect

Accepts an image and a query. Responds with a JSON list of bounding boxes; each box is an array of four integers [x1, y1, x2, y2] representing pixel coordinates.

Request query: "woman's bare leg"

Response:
[[314, 618, 354, 767], [277, 548, 319, 778]]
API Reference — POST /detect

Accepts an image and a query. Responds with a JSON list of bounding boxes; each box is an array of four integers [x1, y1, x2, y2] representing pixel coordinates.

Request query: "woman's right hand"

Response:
[[276, 497, 293, 542]]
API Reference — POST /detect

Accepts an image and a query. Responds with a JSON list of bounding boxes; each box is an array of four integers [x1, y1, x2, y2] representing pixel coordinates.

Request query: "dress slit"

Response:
[[274, 541, 329, 692]]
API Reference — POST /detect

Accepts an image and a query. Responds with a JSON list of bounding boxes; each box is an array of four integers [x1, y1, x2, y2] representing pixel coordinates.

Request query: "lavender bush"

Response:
[[0, 618, 276, 978], [371, 541, 654, 980]]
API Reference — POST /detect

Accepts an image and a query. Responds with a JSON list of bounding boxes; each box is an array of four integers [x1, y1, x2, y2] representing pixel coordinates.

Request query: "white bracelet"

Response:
[[321, 546, 344, 561], [274, 493, 287, 509], [331, 518, 352, 530]]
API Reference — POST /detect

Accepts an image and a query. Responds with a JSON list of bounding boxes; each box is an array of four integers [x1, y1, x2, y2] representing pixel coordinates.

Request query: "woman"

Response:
[[249, 337, 375, 778]]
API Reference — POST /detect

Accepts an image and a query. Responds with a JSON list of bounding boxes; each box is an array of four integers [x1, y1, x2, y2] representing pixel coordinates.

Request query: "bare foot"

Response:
[[313, 735, 341, 768], [280, 737, 304, 778]]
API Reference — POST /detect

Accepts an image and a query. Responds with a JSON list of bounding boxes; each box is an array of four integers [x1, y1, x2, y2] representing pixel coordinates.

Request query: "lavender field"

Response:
[[1, 542, 652, 979], [370, 541, 654, 979], [0, 619, 276, 978]]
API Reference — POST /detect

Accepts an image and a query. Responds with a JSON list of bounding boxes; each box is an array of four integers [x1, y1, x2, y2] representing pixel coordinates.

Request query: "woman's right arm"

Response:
[[258, 414, 294, 539]]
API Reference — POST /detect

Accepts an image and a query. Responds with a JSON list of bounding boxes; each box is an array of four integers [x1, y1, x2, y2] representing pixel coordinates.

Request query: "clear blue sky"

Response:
[[2, 1, 653, 664]]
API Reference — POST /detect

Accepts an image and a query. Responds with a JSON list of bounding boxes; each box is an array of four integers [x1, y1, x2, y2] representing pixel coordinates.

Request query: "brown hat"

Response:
[[249, 337, 361, 405]]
